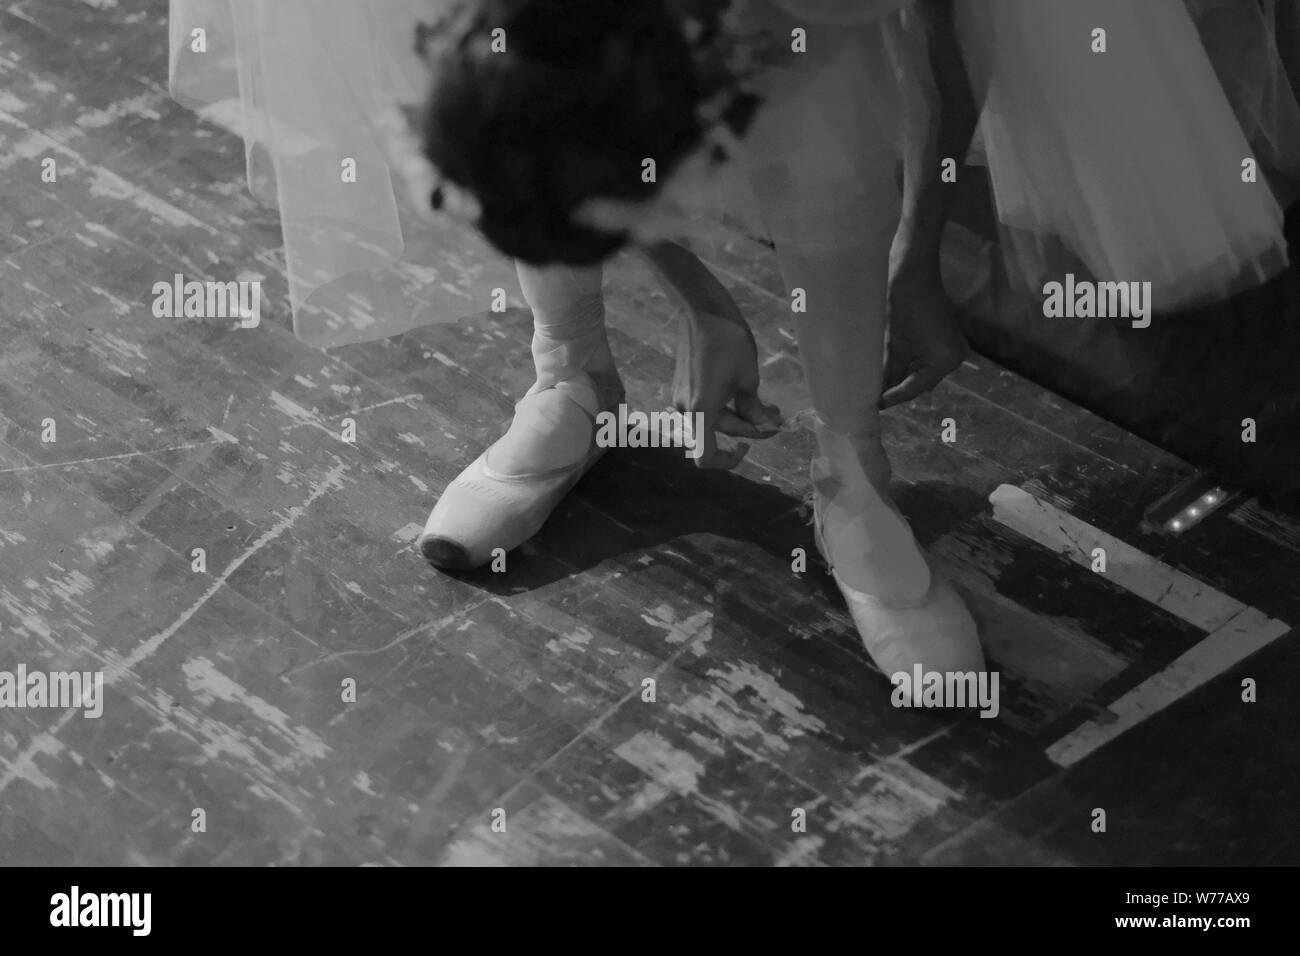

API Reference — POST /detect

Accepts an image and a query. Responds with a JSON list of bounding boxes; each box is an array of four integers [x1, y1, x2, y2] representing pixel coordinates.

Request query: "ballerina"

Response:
[[409, 0, 1294, 682]]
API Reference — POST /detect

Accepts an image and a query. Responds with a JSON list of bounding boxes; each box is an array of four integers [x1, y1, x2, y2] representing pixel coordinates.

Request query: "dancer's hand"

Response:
[[673, 312, 783, 470], [639, 241, 781, 470], [880, 0, 978, 410], [881, 269, 969, 409]]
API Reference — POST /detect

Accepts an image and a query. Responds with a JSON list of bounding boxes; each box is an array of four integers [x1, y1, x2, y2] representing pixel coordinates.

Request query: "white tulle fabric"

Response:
[[168, 0, 1300, 346], [955, 0, 1292, 308], [169, 0, 440, 347]]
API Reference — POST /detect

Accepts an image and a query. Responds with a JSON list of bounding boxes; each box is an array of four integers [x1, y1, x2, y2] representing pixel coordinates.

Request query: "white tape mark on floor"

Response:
[[989, 485, 1244, 632], [989, 484, 1292, 768], [1045, 607, 1290, 766]]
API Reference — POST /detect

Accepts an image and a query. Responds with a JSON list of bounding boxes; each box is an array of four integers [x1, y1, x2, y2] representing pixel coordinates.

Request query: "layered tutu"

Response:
[[955, 0, 1293, 308], [169, 0, 444, 346], [168, 0, 1300, 347]]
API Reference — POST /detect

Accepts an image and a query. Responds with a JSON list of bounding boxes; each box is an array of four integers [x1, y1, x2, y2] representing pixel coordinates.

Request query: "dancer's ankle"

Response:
[[812, 419, 930, 604], [491, 378, 599, 475], [813, 418, 893, 496], [529, 353, 622, 409], [529, 317, 620, 403]]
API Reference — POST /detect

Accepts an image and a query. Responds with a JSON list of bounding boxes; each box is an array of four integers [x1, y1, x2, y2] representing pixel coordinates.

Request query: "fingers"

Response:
[[717, 408, 785, 442], [698, 440, 752, 470], [716, 392, 783, 439], [882, 348, 907, 394], [693, 422, 751, 470], [880, 328, 969, 409], [733, 389, 783, 432], [669, 382, 779, 468], [879, 365, 947, 409], [662, 399, 752, 470], [715, 407, 771, 440]]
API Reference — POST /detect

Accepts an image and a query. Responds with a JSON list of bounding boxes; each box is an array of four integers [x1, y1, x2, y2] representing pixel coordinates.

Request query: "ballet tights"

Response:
[[488, 262, 619, 475], [747, 104, 934, 605]]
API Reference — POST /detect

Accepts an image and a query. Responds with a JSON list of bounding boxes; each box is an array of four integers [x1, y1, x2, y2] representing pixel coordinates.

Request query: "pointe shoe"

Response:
[[419, 371, 623, 570], [811, 479, 985, 699]]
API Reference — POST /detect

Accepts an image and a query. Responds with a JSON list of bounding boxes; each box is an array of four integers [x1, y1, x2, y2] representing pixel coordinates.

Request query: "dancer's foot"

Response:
[[419, 370, 624, 570], [809, 424, 984, 698]]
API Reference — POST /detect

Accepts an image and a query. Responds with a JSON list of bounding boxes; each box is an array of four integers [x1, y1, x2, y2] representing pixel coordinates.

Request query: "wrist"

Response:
[[890, 233, 943, 287], [678, 305, 746, 337]]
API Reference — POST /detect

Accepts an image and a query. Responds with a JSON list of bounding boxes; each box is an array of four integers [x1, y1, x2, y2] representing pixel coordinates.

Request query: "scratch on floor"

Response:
[[0, 440, 226, 474], [349, 394, 424, 415], [104, 462, 348, 681], [283, 607, 480, 676]]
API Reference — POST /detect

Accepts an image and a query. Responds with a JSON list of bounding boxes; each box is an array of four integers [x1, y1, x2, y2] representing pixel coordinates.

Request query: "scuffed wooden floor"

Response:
[[2, 0, 1298, 866]]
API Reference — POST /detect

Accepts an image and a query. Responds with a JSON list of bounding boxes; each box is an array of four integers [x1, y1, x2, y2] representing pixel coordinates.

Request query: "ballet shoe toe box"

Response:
[[845, 574, 986, 700]]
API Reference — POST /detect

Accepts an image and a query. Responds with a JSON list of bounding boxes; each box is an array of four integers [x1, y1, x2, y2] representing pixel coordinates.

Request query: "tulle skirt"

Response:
[[168, 0, 1300, 347], [169, 0, 442, 347], [955, 0, 1296, 308]]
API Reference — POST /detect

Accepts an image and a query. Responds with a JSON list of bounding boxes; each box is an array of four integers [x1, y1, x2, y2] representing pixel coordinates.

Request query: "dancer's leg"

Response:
[[518, 261, 619, 395], [419, 260, 623, 569], [762, 171, 934, 606], [757, 174, 982, 676], [487, 262, 623, 475], [744, 32, 981, 676]]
